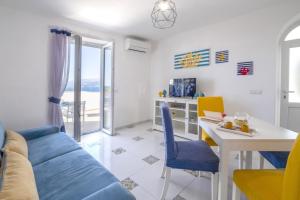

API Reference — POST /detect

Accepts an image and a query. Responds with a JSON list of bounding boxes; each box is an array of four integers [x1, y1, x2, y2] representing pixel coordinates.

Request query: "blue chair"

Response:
[[259, 151, 289, 169], [160, 103, 220, 200]]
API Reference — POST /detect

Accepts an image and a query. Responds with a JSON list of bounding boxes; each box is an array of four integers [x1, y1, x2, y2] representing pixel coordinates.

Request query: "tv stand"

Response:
[[153, 97, 199, 140]]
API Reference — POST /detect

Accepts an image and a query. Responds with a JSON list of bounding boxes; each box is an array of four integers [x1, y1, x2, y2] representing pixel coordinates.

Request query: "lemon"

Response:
[[240, 124, 250, 133]]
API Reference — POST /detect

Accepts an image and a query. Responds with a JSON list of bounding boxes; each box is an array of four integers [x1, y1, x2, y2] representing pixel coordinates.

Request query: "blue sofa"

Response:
[[1, 124, 135, 200]]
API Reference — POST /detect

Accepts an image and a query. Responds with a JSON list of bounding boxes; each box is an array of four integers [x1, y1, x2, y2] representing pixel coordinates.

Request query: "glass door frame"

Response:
[[100, 42, 115, 135], [73, 35, 82, 142], [80, 38, 103, 135], [67, 35, 115, 141]]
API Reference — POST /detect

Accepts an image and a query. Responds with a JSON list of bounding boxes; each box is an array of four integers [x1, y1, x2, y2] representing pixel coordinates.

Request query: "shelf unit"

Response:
[[153, 97, 199, 140]]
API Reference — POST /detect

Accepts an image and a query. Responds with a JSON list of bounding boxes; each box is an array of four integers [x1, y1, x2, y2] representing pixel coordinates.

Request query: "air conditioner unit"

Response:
[[125, 38, 151, 53]]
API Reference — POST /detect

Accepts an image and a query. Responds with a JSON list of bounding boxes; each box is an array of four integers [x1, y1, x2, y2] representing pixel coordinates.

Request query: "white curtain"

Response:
[[48, 29, 71, 131]]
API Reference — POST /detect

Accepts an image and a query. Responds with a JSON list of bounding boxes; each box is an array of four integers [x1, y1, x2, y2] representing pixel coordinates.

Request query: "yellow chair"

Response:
[[232, 135, 300, 200], [197, 96, 224, 146]]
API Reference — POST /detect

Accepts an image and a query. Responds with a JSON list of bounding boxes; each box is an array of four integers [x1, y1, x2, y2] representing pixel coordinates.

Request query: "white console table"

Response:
[[152, 97, 199, 140]]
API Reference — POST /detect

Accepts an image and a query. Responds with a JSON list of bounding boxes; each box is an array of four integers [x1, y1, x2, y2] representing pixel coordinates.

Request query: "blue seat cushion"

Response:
[[167, 141, 219, 173], [27, 132, 81, 166], [260, 151, 289, 168], [82, 182, 135, 200], [33, 149, 119, 200]]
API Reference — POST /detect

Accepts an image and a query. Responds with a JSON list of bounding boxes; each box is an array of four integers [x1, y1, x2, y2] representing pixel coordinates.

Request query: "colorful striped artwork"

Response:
[[174, 49, 210, 69], [215, 50, 229, 63], [237, 61, 254, 75]]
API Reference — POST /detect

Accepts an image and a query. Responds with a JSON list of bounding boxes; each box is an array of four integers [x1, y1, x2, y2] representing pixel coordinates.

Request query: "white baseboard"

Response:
[[115, 119, 152, 130]]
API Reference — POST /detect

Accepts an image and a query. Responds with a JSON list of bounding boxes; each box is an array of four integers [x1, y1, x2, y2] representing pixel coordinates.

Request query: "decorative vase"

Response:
[[159, 91, 163, 97], [163, 90, 167, 97]]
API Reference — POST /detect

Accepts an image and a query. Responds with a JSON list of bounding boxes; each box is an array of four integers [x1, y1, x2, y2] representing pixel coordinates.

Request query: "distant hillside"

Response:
[[65, 79, 100, 92]]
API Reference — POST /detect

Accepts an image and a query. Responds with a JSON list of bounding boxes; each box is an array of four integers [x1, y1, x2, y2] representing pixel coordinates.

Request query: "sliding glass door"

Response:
[[62, 36, 114, 141], [80, 41, 101, 134], [102, 43, 114, 135]]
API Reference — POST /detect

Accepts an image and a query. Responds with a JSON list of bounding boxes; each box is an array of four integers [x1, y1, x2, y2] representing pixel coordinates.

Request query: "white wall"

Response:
[[2, 2, 299, 131], [150, 2, 300, 124], [0, 6, 151, 130]]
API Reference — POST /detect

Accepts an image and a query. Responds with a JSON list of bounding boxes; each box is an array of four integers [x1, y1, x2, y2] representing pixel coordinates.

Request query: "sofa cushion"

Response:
[[33, 149, 119, 200], [4, 130, 28, 158], [0, 150, 39, 200], [27, 132, 81, 166], [19, 126, 60, 141], [82, 182, 135, 200]]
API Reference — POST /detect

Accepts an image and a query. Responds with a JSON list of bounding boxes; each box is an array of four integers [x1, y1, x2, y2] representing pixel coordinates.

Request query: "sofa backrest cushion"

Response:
[[0, 150, 39, 200], [4, 130, 28, 158]]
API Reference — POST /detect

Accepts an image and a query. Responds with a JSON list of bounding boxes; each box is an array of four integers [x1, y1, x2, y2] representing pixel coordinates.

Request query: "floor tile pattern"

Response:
[[112, 147, 126, 155], [143, 155, 160, 165], [81, 122, 271, 200], [132, 136, 144, 141], [121, 177, 139, 191]]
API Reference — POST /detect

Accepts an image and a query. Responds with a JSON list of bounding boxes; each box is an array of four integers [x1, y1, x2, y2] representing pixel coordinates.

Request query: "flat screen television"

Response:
[[169, 78, 196, 97]]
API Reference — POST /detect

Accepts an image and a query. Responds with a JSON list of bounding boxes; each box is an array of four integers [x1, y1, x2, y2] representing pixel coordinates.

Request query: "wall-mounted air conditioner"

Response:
[[125, 38, 151, 53]]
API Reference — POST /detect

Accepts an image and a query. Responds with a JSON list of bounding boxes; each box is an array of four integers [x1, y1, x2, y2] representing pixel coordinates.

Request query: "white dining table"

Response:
[[198, 117, 298, 200]]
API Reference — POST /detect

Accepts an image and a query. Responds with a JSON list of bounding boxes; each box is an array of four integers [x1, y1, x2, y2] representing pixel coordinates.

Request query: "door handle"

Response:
[[282, 91, 295, 100], [282, 91, 295, 94]]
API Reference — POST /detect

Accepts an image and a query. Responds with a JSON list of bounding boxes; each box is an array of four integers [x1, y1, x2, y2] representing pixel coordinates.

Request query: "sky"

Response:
[[66, 42, 113, 93], [69, 44, 101, 81]]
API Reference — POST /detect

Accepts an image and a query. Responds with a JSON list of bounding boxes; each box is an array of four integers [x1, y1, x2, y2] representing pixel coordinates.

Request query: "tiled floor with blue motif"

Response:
[[81, 122, 267, 200]]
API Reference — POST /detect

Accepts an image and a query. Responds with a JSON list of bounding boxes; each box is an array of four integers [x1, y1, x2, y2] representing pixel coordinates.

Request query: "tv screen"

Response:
[[169, 79, 183, 97], [183, 78, 196, 97], [169, 78, 196, 97]]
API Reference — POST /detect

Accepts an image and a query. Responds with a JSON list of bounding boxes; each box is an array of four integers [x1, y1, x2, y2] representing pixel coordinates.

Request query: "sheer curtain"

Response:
[[48, 29, 71, 131]]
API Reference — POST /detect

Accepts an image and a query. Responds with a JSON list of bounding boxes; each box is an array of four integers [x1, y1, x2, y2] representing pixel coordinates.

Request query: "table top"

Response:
[[198, 117, 298, 150]]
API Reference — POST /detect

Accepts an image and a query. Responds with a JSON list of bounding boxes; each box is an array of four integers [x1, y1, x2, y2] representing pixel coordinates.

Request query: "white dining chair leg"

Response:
[[232, 183, 241, 200], [259, 155, 264, 169], [160, 167, 171, 200], [238, 151, 244, 169], [245, 151, 253, 169], [211, 172, 219, 200], [161, 165, 166, 178]]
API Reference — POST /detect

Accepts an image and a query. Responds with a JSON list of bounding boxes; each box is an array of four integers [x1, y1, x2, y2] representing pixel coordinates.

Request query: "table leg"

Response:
[[238, 151, 244, 169], [218, 145, 230, 200], [198, 126, 202, 141], [245, 151, 253, 169]]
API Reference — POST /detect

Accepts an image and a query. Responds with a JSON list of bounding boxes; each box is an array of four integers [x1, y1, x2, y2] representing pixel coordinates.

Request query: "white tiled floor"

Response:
[[80, 122, 271, 200]]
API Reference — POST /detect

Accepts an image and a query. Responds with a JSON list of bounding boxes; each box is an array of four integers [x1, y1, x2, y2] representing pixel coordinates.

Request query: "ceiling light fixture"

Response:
[[151, 0, 177, 29]]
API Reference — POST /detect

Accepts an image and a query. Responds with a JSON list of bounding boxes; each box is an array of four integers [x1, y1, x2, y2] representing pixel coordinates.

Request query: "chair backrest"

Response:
[[282, 134, 300, 200], [160, 103, 177, 160], [197, 96, 224, 117]]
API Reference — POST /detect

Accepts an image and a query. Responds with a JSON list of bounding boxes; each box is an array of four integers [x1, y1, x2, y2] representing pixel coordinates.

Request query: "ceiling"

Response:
[[0, 0, 292, 41]]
